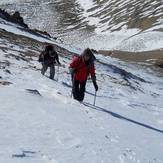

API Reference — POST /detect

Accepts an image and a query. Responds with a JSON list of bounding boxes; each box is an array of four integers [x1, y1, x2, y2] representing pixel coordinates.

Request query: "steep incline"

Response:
[[0, 13, 163, 163]]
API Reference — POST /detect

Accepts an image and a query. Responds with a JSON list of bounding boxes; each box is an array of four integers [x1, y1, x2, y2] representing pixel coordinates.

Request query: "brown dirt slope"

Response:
[[98, 50, 163, 68]]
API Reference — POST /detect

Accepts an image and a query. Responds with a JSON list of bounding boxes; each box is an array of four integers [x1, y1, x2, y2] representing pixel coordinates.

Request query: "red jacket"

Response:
[[69, 56, 95, 82]]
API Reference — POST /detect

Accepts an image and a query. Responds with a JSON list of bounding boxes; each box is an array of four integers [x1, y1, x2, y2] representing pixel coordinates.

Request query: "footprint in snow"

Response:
[[41, 153, 59, 163], [56, 131, 81, 149]]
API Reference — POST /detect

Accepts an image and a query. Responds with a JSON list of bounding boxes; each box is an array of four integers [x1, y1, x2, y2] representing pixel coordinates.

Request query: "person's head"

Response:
[[82, 48, 95, 62], [45, 44, 54, 52]]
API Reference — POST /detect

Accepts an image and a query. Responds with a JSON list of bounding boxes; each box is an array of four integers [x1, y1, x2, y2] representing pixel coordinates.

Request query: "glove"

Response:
[[93, 81, 98, 91], [38, 57, 43, 62]]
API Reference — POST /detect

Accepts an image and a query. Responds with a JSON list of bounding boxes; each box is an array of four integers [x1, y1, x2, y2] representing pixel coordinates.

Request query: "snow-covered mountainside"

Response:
[[1, 0, 163, 51], [2, 0, 162, 32], [0, 15, 163, 163], [77, 0, 163, 32], [75, 0, 163, 51]]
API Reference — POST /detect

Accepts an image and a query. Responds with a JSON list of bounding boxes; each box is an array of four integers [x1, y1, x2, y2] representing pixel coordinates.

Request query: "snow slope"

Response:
[[0, 18, 163, 163]]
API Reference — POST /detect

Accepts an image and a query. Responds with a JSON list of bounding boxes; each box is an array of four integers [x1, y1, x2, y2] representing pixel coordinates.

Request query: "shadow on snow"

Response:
[[83, 102, 163, 134]]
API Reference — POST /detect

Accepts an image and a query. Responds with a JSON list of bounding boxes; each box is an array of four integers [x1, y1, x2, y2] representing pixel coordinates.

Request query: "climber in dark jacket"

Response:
[[39, 44, 60, 79]]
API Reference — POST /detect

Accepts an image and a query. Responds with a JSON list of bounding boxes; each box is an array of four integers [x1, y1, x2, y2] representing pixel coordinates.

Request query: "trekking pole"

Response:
[[93, 90, 97, 106], [71, 74, 75, 98], [56, 65, 59, 81], [71, 86, 73, 98]]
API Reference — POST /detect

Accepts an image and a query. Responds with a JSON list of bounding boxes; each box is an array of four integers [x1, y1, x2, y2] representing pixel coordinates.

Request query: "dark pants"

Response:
[[72, 80, 86, 102], [41, 63, 55, 79]]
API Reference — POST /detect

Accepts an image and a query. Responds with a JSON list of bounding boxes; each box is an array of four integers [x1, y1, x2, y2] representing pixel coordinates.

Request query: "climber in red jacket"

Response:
[[69, 48, 98, 102]]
